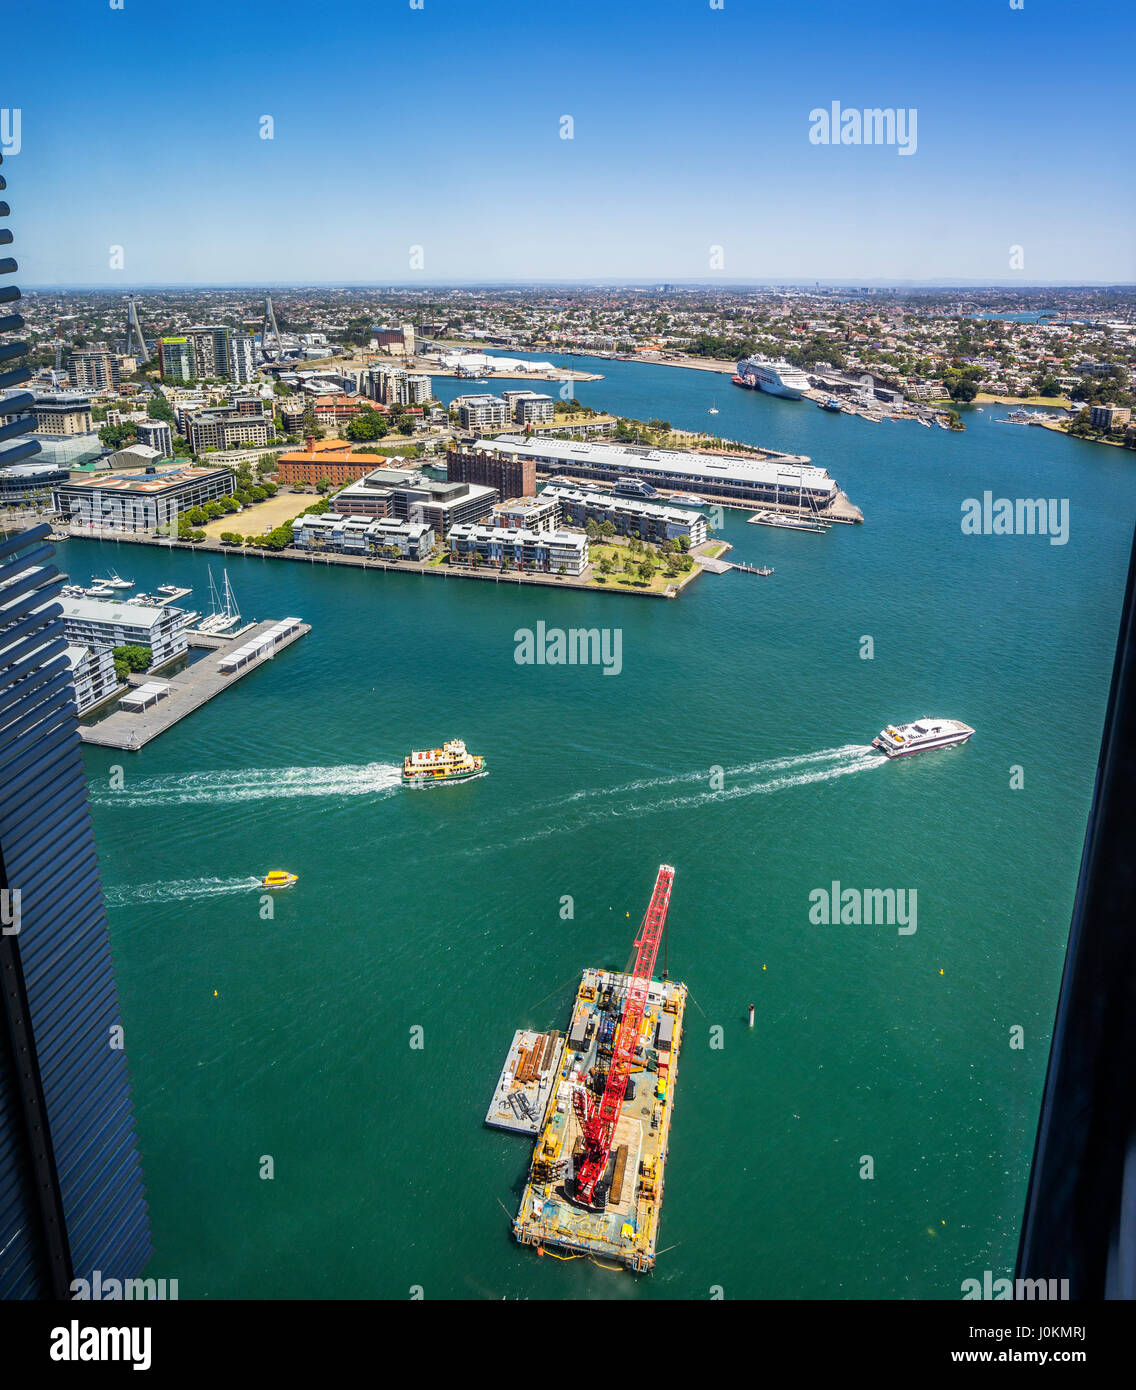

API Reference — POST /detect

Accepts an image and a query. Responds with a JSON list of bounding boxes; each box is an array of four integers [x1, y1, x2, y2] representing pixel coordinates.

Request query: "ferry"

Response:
[[871, 719, 975, 759], [402, 738, 485, 786], [612, 477, 661, 500], [817, 396, 843, 413], [750, 511, 828, 533], [262, 870, 298, 889], [733, 356, 811, 399]]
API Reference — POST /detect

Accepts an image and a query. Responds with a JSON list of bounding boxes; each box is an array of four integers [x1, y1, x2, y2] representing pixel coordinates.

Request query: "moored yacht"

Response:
[[872, 719, 975, 758]]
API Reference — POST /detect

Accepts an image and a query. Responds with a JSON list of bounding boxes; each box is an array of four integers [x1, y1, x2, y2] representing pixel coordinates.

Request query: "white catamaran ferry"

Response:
[[872, 719, 975, 758]]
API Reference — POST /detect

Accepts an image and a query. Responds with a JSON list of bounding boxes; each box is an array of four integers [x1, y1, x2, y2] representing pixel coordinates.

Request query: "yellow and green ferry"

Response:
[[402, 738, 485, 786]]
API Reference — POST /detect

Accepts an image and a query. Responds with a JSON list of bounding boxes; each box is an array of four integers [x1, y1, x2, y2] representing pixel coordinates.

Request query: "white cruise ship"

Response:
[[733, 356, 812, 399], [872, 719, 975, 759]]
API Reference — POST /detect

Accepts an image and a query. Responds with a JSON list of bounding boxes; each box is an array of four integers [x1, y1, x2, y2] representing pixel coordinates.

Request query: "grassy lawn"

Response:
[[700, 541, 728, 558], [201, 491, 312, 538], [586, 542, 694, 593]]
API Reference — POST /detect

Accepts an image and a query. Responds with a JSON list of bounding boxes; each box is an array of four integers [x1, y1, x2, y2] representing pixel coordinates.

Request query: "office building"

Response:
[[330, 467, 425, 518], [445, 442, 537, 499], [0, 526, 151, 1297], [388, 477, 497, 538], [66, 349, 120, 392], [54, 465, 235, 531], [186, 406, 274, 453], [0, 459, 71, 505]]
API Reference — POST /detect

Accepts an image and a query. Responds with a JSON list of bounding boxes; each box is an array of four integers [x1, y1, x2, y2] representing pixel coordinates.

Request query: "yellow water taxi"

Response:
[[262, 870, 298, 889]]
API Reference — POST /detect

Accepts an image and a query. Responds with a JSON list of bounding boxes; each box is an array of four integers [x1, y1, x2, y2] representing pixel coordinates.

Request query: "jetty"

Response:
[[79, 617, 310, 750]]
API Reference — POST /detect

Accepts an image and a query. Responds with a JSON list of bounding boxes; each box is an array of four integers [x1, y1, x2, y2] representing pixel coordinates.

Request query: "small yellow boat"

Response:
[[262, 870, 298, 889]]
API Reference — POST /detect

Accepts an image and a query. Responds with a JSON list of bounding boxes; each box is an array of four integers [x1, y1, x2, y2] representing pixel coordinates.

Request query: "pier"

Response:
[[79, 618, 310, 750]]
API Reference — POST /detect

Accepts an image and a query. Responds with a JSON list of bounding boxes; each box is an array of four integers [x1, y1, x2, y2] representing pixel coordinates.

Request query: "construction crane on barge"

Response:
[[569, 863, 674, 1209]]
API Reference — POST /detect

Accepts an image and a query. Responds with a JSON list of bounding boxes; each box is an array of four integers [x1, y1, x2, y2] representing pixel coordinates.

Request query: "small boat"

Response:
[[817, 397, 843, 413], [103, 570, 134, 589], [871, 719, 974, 759], [402, 738, 485, 786], [262, 870, 298, 889], [85, 586, 114, 598], [708, 399, 719, 415]]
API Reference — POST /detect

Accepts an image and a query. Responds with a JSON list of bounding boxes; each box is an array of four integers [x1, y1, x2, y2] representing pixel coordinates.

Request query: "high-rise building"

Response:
[[0, 525, 152, 1297], [136, 419, 173, 458], [158, 336, 196, 383], [66, 349, 120, 393], [184, 325, 232, 381], [228, 332, 257, 385], [446, 442, 537, 498]]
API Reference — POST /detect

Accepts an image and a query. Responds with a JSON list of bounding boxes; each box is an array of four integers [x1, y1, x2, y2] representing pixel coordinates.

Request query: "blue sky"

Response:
[[5, 0, 1134, 285]]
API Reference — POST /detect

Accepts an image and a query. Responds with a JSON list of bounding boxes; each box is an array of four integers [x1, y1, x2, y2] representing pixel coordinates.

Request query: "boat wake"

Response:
[[91, 762, 404, 808], [103, 875, 264, 907]]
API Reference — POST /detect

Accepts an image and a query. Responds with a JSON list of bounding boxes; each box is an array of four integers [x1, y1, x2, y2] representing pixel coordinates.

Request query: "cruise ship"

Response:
[[872, 719, 975, 758], [733, 356, 812, 399]]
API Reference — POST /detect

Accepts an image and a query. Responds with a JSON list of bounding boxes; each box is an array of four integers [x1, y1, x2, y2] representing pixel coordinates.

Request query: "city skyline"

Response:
[[5, 0, 1135, 285]]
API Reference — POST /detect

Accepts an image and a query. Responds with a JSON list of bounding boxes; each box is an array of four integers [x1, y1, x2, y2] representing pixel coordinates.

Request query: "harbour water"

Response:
[[76, 357, 1136, 1298]]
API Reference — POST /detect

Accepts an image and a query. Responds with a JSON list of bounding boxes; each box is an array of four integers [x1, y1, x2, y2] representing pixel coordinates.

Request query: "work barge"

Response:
[[491, 865, 687, 1273]]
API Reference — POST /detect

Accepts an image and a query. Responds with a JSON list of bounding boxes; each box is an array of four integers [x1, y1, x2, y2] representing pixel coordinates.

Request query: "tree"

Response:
[[148, 389, 175, 423], [203, 501, 225, 520], [98, 423, 137, 449], [219, 531, 243, 546], [599, 520, 616, 538], [112, 644, 151, 681], [185, 506, 208, 526], [346, 407, 388, 442]]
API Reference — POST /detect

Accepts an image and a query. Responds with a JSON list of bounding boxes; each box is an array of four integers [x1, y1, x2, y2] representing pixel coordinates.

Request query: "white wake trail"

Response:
[[103, 875, 264, 906], [93, 762, 404, 807]]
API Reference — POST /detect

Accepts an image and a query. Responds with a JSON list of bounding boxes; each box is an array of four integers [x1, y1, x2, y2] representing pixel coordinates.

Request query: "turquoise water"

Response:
[[75, 360, 1135, 1299]]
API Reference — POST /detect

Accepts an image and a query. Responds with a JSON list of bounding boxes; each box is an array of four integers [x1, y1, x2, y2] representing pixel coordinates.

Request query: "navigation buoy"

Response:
[[747, 1004, 755, 1028], [939, 968, 944, 976], [213, 990, 218, 997]]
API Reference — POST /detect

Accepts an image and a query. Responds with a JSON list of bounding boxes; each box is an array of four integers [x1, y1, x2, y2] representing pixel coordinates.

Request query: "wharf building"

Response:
[[64, 641, 119, 715], [186, 405, 274, 453], [59, 595, 189, 668], [290, 513, 435, 561], [66, 349, 120, 392], [473, 436, 839, 512], [447, 523, 589, 576], [540, 484, 708, 545], [0, 527, 151, 1295], [53, 464, 235, 531], [446, 442, 536, 500]]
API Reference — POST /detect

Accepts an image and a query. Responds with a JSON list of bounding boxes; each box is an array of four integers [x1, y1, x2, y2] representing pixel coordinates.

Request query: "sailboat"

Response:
[[196, 567, 243, 634], [708, 398, 719, 415]]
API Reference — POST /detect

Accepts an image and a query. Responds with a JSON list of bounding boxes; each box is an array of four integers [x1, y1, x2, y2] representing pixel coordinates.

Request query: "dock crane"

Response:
[[569, 863, 674, 1209]]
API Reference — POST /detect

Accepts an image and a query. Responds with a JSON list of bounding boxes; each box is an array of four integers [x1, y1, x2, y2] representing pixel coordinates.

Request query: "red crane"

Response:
[[571, 863, 675, 1208]]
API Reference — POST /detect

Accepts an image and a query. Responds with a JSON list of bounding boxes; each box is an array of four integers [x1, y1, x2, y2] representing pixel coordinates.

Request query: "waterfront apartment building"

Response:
[[186, 405, 274, 453], [478, 436, 840, 511], [540, 484, 708, 545], [136, 419, 173, 458], [446, 442, 537, 499], [290, 513, 435, 561], [456, 395, 511, 433], [492, 495, 561, 533], [59, 594, 188, 668], [447, 523, 589, 576], [158, 336, 196, 382], [64, 641, 119, 715], [54, 465, 235, 531], [0, 526, 152, 1296], [66, 349, 120, 392], [502, 390, 555, 425], [1089, 403, 1132, 431]]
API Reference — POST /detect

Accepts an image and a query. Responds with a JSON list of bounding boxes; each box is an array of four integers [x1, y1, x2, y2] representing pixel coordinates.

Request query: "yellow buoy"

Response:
[[213, 990, 218, 997]]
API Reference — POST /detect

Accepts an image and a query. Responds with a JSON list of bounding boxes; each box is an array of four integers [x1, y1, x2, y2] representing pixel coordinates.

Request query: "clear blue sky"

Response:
[[6, 0, 1134, 285]]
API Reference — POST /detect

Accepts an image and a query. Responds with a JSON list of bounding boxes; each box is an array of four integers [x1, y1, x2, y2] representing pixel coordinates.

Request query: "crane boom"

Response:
[[572, 864, 674, 1207]]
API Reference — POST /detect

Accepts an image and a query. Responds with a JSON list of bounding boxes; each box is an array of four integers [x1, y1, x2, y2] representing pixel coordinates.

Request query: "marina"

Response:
[[78, 616, 310, 750]]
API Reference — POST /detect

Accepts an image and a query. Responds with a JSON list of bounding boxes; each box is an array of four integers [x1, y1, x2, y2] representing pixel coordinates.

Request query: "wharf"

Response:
[[485, 1030, 566, 1135], [509, 967, 687, 1274], [79, 618, 310, 750]]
